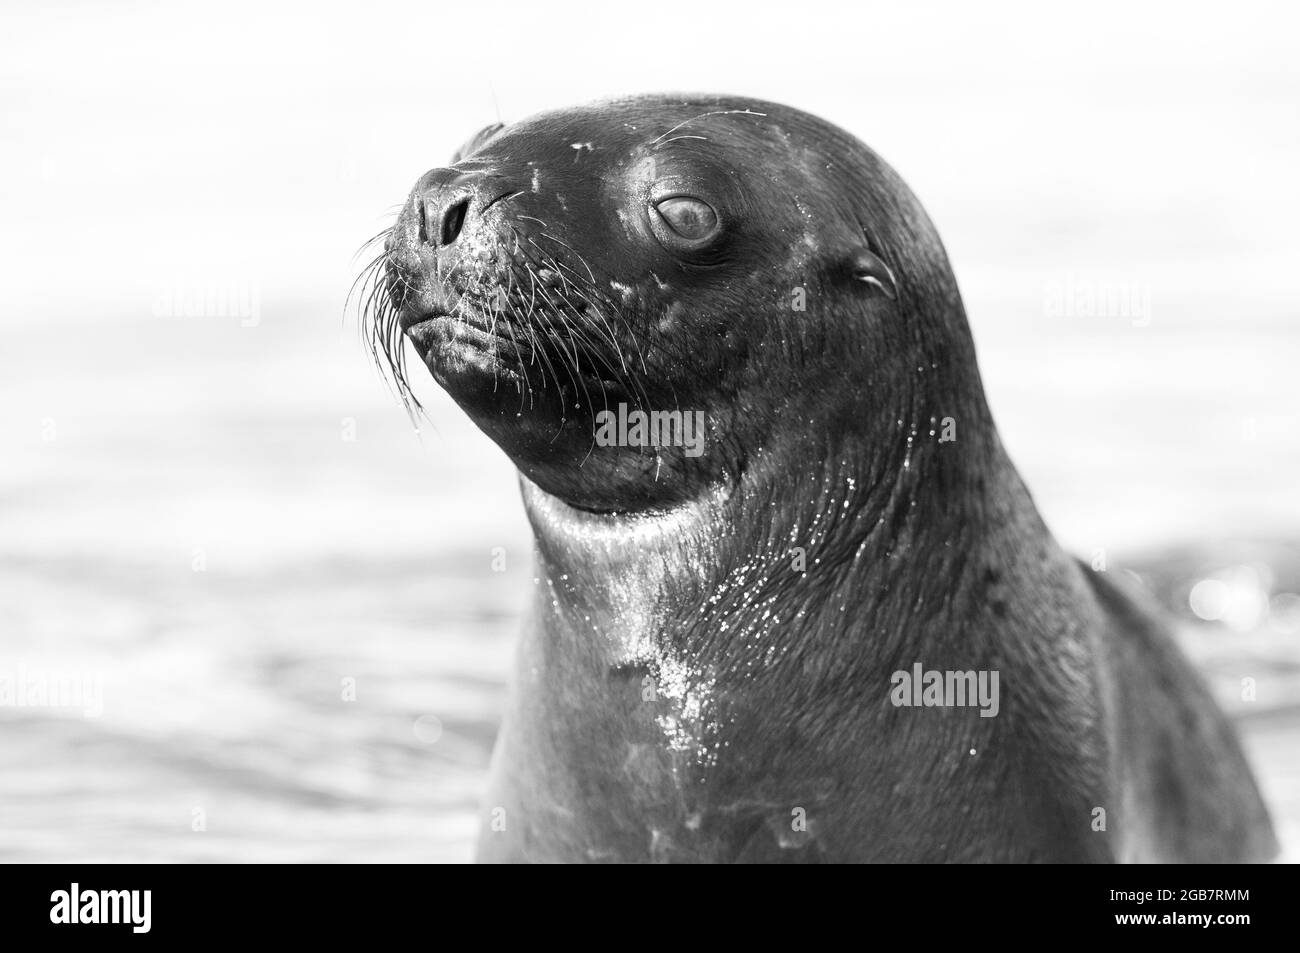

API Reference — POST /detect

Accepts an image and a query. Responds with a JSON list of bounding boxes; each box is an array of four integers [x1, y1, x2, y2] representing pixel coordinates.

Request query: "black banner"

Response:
[[2, 863, 1286, 941]]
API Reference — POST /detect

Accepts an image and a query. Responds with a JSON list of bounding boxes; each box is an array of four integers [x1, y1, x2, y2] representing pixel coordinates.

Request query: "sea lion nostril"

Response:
[[441, 197, 470, 247]]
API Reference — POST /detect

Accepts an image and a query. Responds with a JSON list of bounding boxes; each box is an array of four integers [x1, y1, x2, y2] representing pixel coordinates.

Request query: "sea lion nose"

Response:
[[414, 168, 520, 250], [418, 188, 473, 248], [410, 165, 479, 248]]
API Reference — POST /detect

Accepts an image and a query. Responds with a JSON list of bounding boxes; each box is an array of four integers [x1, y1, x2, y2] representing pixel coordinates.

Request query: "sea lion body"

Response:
[[369, 95, 1277, 863]]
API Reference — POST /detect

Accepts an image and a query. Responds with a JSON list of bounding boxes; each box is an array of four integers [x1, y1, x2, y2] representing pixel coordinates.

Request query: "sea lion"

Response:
[[363, 94, 1278, 863]]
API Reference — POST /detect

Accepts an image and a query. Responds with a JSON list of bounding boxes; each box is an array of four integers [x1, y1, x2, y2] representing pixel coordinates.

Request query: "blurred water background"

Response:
[[1, 0, 1297, 861]]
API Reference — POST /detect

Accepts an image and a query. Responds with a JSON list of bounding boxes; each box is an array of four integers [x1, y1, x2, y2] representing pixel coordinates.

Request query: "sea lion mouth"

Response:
[[400, 306, 528, 355], [401, 308, 533, 381], [376, 262, 657, 440]]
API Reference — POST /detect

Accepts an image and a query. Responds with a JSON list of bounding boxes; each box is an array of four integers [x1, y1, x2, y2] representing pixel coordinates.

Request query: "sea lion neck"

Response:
[[518, 395, 1015, 668]]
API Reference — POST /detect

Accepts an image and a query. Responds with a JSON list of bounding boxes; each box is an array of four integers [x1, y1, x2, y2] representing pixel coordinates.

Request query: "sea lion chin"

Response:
[[363, 94, 1277, 863]]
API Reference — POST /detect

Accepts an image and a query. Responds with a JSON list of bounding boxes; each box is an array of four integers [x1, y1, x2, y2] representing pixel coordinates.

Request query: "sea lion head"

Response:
[[365, 94, 988, 514]]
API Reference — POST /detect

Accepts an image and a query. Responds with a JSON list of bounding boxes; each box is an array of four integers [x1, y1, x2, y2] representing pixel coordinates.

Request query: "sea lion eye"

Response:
[[653, 197, 718, 241]]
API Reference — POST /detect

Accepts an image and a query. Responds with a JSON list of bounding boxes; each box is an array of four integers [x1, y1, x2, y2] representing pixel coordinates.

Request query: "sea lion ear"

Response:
[[849, 248, 898, 300], [451, 122, 506, 163]]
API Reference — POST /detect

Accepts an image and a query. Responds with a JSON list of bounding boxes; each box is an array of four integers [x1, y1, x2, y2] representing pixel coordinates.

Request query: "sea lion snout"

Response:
[[383, 164, 538, 338]]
